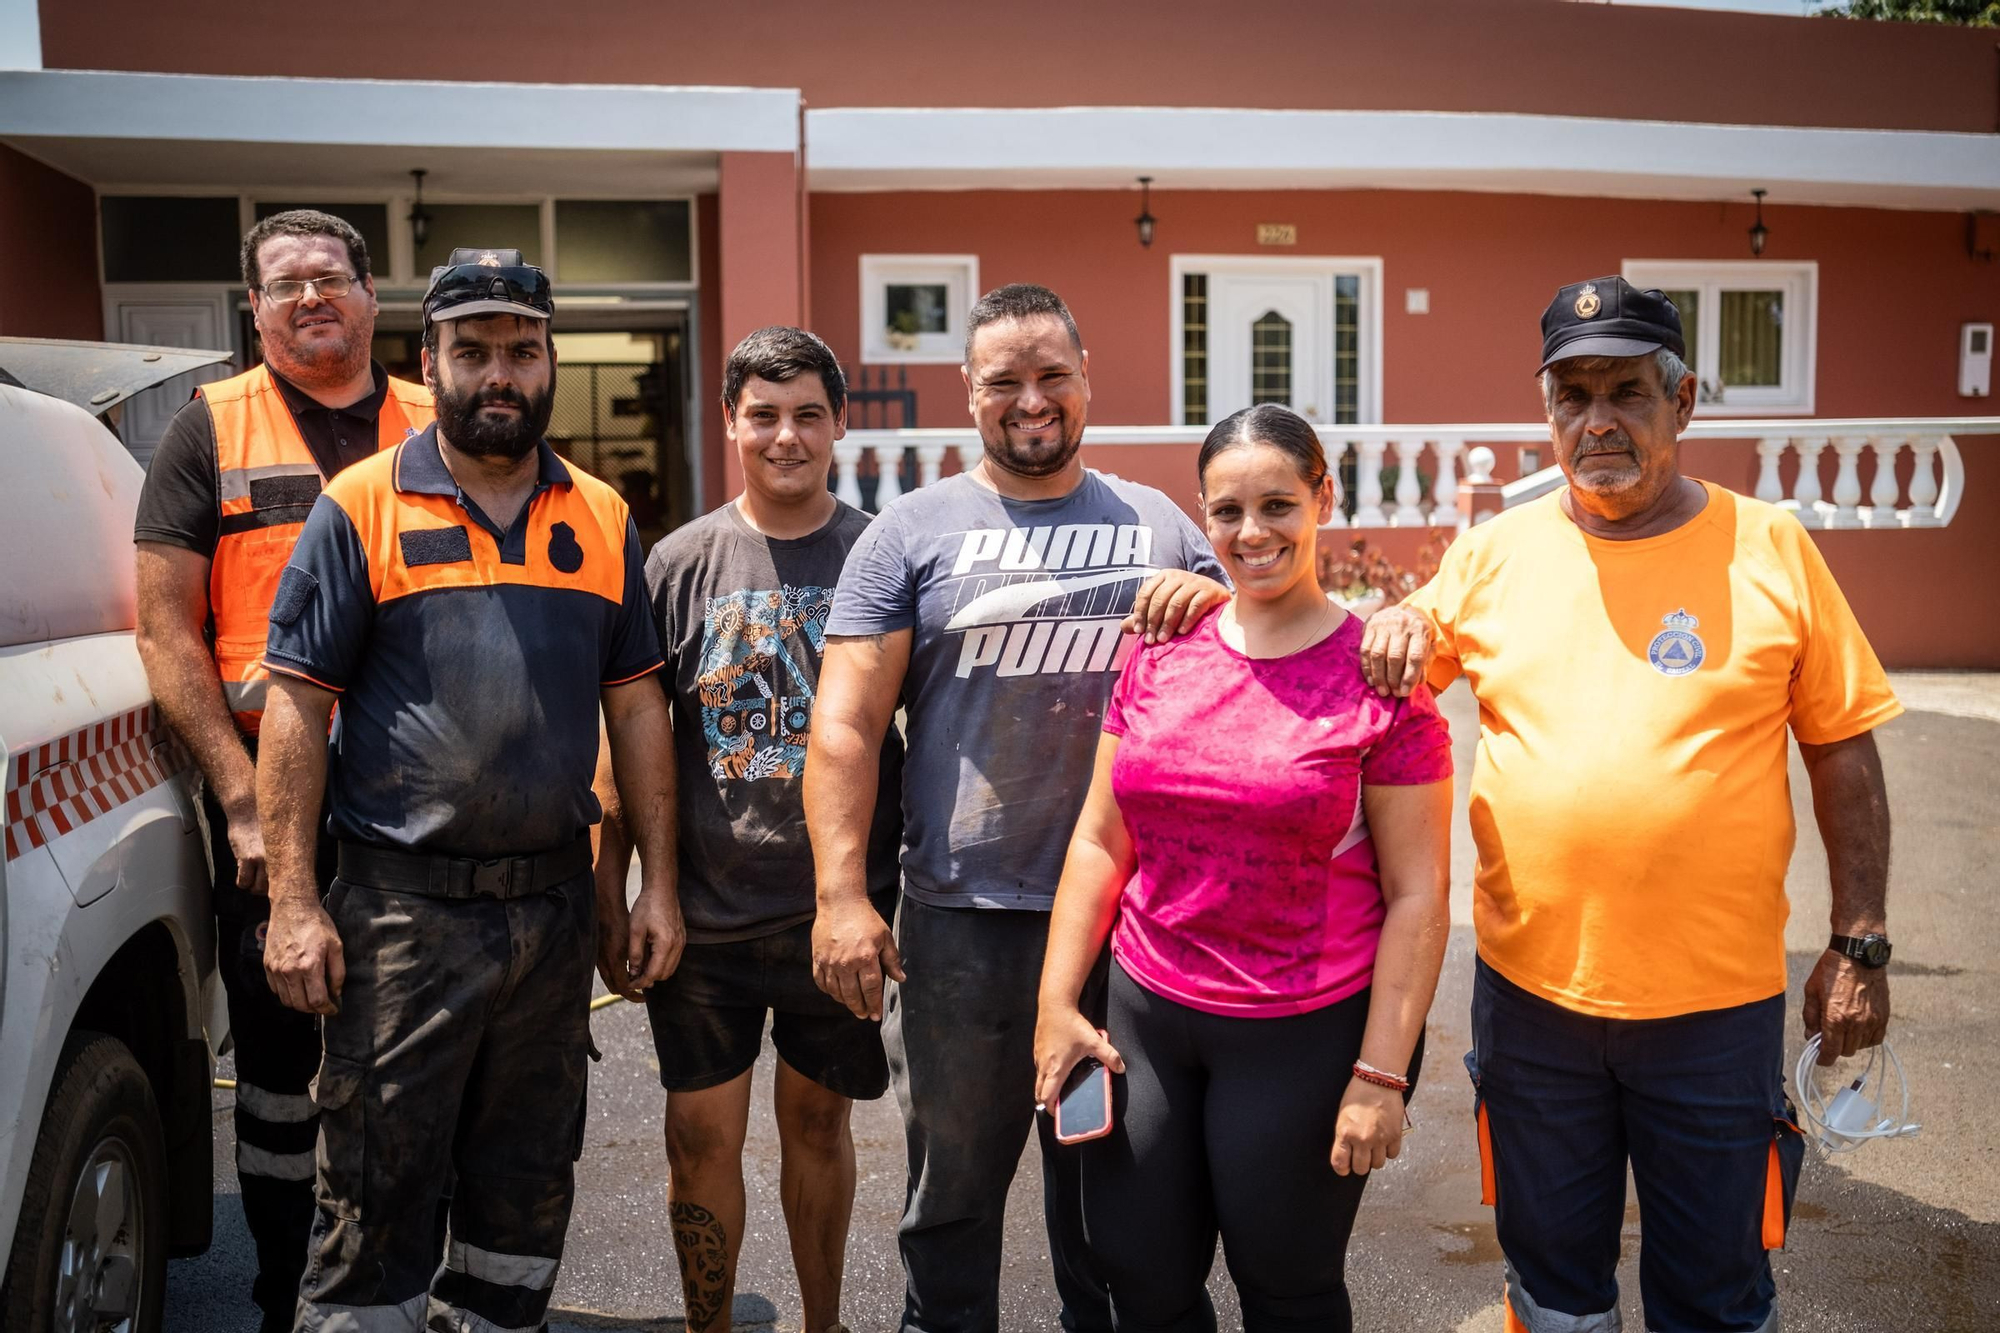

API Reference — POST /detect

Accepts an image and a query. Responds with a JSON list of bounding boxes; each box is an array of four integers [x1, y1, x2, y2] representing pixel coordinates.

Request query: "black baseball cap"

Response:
[[1539, 276, 1684, 371], [422, 248, 554, 327]]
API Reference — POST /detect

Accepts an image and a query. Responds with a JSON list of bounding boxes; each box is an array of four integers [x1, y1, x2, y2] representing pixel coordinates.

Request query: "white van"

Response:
[[0, 341, 228, 1332]]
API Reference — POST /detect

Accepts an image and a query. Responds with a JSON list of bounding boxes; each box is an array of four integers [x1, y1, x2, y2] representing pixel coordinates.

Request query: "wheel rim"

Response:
[[53, 1134, 145, 1333]]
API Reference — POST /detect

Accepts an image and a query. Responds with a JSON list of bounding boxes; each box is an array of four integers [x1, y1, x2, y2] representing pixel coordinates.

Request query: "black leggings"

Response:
[[1078, 962, 1420, 1333]]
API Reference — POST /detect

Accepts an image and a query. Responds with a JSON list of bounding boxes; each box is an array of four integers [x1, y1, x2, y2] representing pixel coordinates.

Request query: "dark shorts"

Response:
[[643, 914, 891, 1101]]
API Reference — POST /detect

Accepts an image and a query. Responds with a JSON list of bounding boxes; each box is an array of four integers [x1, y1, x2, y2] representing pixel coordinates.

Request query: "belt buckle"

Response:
[[468, 857, 513, 897]]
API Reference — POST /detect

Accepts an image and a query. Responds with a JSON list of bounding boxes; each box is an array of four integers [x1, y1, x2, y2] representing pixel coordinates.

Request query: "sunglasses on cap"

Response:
[[422, 264, 555, 322]]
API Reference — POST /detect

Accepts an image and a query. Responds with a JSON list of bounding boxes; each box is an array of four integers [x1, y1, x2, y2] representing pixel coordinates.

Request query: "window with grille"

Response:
[[1250, 310, 1293, 406], [1182, 273, 1209, 426], [1626, 262, 1815, 414]]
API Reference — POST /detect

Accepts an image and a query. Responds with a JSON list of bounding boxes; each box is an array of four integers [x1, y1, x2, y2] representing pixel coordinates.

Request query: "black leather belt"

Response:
[[335, 836, 592, 901]]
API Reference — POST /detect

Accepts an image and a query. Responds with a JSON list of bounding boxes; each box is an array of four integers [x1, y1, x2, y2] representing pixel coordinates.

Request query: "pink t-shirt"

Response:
[[1102, 611, 1453, 1017]]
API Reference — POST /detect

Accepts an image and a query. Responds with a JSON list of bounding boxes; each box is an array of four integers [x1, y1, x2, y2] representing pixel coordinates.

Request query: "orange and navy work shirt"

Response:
[[1404, 483, 1900, 1021], [262, 425, 662, 858]]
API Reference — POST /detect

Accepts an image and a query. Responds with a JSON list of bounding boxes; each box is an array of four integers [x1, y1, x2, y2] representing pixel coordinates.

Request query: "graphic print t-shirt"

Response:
[[648, 500, 904, 942], [827, 470, 1225, 910]]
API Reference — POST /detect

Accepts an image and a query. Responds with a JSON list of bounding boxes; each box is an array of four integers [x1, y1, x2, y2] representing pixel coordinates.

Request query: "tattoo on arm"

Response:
[[669, 1201, 730, 1332]]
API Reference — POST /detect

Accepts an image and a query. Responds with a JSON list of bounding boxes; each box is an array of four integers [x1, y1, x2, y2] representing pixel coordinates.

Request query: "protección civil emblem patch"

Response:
[[1648, 607, 1705, 676]]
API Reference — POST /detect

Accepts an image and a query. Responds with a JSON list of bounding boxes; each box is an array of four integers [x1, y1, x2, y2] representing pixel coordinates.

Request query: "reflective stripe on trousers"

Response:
[[295, 1290, 427, 1332]]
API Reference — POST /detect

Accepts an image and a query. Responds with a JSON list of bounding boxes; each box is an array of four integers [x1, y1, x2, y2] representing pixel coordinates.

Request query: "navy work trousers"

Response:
[[1469, 958, 1804, 1333]]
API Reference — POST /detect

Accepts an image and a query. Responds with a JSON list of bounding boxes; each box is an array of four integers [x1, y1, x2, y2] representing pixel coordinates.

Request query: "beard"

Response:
[[433, 380, 555, 461], [261, 319, 370, 391], [979, 411, 1084, 479]]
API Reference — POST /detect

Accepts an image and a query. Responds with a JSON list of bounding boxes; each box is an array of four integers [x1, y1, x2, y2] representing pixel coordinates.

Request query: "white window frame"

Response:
[[1621, 260, 1816, 416], [858, 254, 979, 365], [1168, 255, 1383, 427]]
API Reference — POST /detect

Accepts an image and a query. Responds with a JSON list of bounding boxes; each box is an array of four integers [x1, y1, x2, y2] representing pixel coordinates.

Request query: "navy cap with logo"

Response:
[[422, 248, 554, 328], [1539, 276, 1684, 371]]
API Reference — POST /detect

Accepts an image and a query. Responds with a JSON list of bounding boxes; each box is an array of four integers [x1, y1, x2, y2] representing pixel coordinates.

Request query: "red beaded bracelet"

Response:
[[1351, 1060, 1410, 1092]]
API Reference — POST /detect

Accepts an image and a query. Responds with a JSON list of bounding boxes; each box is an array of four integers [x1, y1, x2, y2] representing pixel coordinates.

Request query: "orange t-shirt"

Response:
[[1406, 483, 1901, 1019]]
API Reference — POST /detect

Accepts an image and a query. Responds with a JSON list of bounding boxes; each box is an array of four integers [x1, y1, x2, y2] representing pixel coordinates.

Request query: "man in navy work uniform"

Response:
[[255, 249, 679, 1331], [805, 283, 1229, 1333]]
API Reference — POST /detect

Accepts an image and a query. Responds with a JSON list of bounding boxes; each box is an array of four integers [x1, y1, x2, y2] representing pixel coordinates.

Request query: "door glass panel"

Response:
[[1250, 310, 1292, 407], [100, 197, 241, 282], [1334, 275, 1360, 425], [554, 200, 691, 282], [1719, 289, 1784, 387], [414, 204, 542, 273], [1181, 273, 1209, 426], [1661, 288, 1700, 374]]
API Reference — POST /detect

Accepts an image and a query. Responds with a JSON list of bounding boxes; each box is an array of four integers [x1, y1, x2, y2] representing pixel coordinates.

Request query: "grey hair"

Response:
[[1541, 348, 1691, 413]]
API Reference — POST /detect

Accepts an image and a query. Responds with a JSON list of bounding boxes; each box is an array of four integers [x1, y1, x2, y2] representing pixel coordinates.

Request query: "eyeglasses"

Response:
[[259, 274, 358, 304], [422, 264, 555, 319]]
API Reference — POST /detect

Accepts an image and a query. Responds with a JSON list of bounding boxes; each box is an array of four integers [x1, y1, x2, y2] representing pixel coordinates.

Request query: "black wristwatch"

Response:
[[1829, 933, 1892, 968]]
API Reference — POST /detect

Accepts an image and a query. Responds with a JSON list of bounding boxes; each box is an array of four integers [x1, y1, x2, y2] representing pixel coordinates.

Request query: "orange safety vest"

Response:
[[202, 364, 434, 734]]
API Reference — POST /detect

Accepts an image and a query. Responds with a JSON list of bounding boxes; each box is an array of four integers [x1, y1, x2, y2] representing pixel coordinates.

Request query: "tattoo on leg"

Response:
[[670, 1201, 731, 1332]]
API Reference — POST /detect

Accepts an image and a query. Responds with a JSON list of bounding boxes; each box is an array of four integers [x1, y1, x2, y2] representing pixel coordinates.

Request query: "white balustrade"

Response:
[[872, 444, 906, 509], [1754, 438, 1787, 506], [1905, 436, 1943, 527], [916, 442, 949, 489], [1866, 437, 1900, 523], [831, 441, 864, 510], [1828, 436, 1866, 529], [830, 419, 1989, 528], [1432, 437, 1464, 521], [1390, 438, 1427, 526], [1787, 437, 1827, 527], [1353, 438, 1389, 526]]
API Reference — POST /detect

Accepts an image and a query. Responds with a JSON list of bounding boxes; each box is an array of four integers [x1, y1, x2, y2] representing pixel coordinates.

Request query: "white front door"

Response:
[[111, 295, 234, 467], [1207, 271, 1333, 423]]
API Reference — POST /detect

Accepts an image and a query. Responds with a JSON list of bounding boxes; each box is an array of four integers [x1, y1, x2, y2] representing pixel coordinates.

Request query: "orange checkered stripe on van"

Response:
[[4, 706, 190, 862]]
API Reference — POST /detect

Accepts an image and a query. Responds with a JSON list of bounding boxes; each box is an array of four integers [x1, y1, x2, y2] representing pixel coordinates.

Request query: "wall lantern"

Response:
[[1748, 188, 1769, 258], [1134, 176, 1157, 248], [408, 169, 432, 251]]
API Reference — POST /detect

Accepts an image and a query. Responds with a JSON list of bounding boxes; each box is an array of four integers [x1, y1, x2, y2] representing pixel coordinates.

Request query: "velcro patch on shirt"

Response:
[[269, 566, 318, 627], [399, 526, 474, 567], [249, 474, 323, 509]]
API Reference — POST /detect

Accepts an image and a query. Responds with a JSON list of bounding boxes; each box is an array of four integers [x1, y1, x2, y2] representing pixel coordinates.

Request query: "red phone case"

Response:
[[1053, 1061, 1114, 1145]]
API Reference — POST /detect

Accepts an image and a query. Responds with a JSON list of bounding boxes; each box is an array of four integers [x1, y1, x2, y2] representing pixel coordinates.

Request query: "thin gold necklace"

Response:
[[1225, 597, 1333, 660]]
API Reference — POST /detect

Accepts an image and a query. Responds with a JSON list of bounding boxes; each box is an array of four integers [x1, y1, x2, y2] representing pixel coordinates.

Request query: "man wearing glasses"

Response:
[[258, 250, 677, 1332], [134, 209, 433, 1333]]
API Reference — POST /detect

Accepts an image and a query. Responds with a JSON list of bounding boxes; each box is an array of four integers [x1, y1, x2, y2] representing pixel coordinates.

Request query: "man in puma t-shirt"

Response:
[[804, 284, 1227, 1333]]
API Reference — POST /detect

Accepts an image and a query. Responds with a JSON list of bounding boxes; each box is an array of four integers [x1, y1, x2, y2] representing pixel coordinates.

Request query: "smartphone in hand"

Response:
[[1053, 1057, 1114, 1144]]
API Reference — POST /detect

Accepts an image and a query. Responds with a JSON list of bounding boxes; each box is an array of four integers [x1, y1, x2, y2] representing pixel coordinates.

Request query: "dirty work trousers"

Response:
[[884, 896, 1112, 1333], [205, 781, 325, 1331], [295, 856, 595, 1333], [1468, 958, 1804, 1333]]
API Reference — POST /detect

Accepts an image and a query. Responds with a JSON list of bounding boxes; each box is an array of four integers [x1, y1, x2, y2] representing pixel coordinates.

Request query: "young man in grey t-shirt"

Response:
[[596, 328, 899, 1333], [806, 286, 1227, 1333]]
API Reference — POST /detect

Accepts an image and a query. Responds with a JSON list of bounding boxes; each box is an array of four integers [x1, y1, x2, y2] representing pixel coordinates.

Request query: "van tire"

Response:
[[1, 1030, 170, 1333]]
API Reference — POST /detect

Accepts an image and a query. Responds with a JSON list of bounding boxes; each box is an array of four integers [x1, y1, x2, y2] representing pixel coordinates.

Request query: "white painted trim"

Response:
[[806, 107, 2000, 212], [1624, 259, 1817, 416], [858, 253, 979, 365], [843, 416, 2000, 447], [1168, 255, 1383, 427], [0, 0, 38, 72], [0, 70, 799, 152]]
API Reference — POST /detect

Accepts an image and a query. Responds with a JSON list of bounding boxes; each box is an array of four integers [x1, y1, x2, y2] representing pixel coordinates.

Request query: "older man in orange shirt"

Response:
[[1365, 277, 1897, 1333]]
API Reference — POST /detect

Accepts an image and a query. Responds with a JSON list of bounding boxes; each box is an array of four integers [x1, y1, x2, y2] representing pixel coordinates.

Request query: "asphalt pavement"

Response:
[[166, 674, 2000, 1331]]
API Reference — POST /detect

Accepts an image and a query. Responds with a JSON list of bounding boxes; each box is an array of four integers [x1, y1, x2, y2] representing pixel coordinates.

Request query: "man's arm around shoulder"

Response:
[[803, 630, 912, 1021]]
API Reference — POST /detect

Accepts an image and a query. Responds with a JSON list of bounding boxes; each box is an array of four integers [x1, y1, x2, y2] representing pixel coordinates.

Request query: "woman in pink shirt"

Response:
[[1034, 404, 1453, 1332]]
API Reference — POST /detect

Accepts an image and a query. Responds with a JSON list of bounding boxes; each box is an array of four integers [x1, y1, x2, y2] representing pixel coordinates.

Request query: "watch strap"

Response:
[[1829, 933, 1891, 967]]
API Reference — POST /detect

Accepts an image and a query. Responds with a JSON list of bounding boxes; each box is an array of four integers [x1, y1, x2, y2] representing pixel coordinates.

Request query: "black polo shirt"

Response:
[[263, 425, 663, 858], [134, 363, 393, 556]]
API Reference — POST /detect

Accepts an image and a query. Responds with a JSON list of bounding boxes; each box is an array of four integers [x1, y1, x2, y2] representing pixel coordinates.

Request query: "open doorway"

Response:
[[250, 306, 696, 545]]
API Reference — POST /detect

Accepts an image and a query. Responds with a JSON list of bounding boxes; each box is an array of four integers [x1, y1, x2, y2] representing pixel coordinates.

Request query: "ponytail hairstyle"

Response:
[[1197, 403, 1337, 502]]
